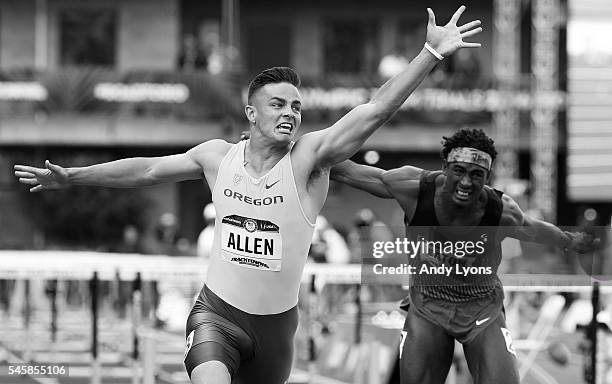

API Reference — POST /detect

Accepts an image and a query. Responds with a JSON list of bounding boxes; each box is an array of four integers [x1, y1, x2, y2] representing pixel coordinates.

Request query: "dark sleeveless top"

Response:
[[406, 170, 504, 302]]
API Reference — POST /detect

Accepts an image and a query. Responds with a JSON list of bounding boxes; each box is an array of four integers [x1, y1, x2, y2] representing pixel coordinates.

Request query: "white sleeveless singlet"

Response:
[[205, 140, 316, 314]]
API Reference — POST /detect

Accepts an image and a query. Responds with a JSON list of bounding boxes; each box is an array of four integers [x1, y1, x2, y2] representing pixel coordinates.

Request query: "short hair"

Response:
[[440, 128, 497, 163], [247, 67, 300, 103]]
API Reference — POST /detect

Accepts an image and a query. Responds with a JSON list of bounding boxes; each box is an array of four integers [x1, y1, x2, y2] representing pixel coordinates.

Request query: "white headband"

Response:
[[447, 147, 492, 171]]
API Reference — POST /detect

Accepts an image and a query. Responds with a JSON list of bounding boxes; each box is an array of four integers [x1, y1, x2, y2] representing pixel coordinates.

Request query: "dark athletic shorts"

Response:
[[184, 285, 298, 384], [402, 286, 504, 344], [400, 299, 518, 384]]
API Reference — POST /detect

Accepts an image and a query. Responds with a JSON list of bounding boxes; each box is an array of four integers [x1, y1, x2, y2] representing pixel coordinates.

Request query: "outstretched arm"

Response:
[[301, 6, 482, 168], [14, 139, 229, 192], [501, 195, 599, 253], [330, 160, 391, 198]]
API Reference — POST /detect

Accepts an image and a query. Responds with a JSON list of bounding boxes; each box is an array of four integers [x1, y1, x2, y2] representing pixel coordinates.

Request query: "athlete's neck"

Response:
[[244, 139, 290, 177], [435, 183, 485, 225]]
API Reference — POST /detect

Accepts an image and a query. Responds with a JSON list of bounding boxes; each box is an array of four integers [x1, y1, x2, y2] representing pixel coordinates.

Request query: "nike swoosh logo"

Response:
[[265, 180, 280, 189], [475, 317, 491, 326]]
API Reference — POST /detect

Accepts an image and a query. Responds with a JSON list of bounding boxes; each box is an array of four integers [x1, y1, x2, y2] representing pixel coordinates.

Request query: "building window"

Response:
[[323, 20, 379, 75], [60, 9, 116, 66]]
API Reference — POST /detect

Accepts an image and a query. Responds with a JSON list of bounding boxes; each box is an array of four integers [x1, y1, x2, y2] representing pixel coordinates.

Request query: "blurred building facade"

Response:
[[0, 0, 607, 250]]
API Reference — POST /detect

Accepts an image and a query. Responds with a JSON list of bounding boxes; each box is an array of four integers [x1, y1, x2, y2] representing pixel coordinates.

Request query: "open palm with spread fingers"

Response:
[[14, 160, 69, 192], [426, 5, 482, 57]]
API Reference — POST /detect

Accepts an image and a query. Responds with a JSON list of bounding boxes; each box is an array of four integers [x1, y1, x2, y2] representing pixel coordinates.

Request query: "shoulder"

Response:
[[481, 185, 504, 206], [291, 126, 360, 168], [381, 166, 425, 214], [188, 139, 232, 159], [187, 139, 233, 170], [292, 131, 323, 158], [499, 193, 525, 227], [290, 133, 328, 180], [190, 139, 233, 153]]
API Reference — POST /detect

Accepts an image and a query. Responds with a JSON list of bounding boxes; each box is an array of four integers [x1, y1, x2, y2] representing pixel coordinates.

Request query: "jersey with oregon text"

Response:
[[205, 140, 315, 314]]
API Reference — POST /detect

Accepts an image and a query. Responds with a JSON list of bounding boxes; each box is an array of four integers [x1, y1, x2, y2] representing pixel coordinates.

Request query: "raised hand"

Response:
[[14, 160, 70, 192], [426, 5, 482, 57], [565, 231, 603, 254]]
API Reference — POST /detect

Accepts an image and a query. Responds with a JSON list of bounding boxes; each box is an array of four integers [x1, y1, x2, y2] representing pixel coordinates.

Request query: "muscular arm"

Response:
[[330, 160, 391, 198], [305, 49, 438, 167], [382, 166, 423, 221], [297, 6, 482, 169], [500, 195, 572, 248], [67, 154, 201, 188], [15, 139, 229, 192]]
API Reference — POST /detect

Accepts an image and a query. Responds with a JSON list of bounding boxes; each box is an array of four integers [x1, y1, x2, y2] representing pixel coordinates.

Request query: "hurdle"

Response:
[[1, 250, 611, 384]]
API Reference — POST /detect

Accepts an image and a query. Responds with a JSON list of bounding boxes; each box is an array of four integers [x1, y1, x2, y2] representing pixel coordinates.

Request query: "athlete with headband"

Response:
[[331, 128, 599, 384], [14, 7, 483, 384]]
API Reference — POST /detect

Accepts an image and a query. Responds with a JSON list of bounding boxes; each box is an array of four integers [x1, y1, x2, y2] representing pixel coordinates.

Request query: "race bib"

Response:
[[221, 215, 283, 271]]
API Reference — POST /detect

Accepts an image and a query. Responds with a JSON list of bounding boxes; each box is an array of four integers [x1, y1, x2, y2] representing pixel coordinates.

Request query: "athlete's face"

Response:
[[245, 82, 302, 143], [443, 162, 490, 206]]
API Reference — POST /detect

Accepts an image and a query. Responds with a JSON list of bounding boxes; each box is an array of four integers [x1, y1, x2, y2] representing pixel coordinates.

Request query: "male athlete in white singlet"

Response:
[[14, 7, 482, 384]]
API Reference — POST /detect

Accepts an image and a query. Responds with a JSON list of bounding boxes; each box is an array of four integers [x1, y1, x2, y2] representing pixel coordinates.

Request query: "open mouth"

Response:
[[455, 189, 471, 201], [277, 122, 293, 134]]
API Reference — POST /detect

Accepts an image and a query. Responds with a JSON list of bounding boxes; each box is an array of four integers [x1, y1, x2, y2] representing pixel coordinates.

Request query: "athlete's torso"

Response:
[[205, 140, 315, 314], [407, 170, 504, 302]]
